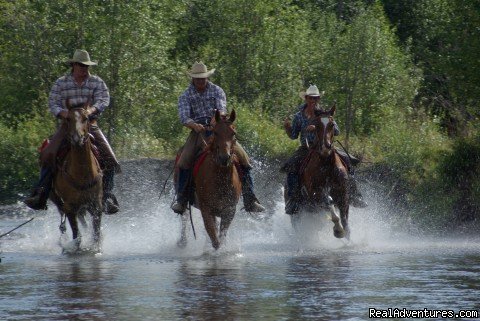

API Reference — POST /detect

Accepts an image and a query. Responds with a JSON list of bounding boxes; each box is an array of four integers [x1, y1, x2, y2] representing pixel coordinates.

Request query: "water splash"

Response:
[[1, 160, 479, 258]]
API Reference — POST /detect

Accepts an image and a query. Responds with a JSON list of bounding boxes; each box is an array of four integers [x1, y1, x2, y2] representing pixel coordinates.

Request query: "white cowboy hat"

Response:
[[299, 85, 325, 99], [67, 49, 97, 66], [187, 62, 215, 78]]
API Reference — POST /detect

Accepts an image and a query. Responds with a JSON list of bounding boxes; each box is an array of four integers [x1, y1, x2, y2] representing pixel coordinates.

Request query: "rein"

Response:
[[61, 122, 103, 191]]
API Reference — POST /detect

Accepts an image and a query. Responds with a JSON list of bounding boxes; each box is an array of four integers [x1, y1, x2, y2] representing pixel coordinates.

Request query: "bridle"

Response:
[[61, 107, 102, 190], [312, 116, 336, 155], [65, 108, 92, 146], [209, 120, 237, 167]]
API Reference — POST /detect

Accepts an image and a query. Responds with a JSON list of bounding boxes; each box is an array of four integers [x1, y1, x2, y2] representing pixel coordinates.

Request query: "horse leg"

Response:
[[328, 204, 345, 239], [201, 209, 220, 250], [339, 202, 350, 240], [89, 199, 102, 252], [59, 212, 67, 234], [91, 211, 102, 252], [65, 210, 81, 251], [177, 213, 188, 248], [218, 209, 235, 246]]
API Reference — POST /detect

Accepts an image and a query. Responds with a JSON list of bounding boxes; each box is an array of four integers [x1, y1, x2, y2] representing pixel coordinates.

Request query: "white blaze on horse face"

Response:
[[226, 141, 232, 155], [318, 117, 332, 155], [321, 117, 329, 128], [73, 110, 84, 145], [321, 117, 330, 139]]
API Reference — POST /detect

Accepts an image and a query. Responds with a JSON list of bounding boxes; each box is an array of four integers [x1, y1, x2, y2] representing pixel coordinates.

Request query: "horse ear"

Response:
[[329, 101, 337, 116], [229, 109, 236, 123], [215, 109, 221, 123]]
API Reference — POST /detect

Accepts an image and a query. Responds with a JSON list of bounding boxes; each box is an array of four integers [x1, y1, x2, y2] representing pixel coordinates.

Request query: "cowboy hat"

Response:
[[187, 62, 215, 78], [299, 85, 325, 99], [67, 49, 97, 66]]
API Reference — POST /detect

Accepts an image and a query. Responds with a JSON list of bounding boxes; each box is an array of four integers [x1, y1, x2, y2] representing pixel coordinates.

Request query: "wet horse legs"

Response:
[[219, 210, 234, 245], [91, 211, 102, 249], [201, 210, 220, 250]]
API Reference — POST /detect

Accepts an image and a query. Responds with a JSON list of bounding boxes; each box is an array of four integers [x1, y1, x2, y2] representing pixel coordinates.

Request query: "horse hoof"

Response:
[[333, 228, 346, 239], [177, 238, 187, 249]]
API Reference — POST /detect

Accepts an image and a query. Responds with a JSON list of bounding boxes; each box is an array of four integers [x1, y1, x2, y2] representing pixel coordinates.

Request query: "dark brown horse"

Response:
[[294, 104, 350, 239], [50, 101, 104, 252], [178, 110, 242, 250]]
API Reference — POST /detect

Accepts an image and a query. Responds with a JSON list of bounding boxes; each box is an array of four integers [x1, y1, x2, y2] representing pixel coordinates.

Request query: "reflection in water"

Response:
[[285, 254, 355, 320], [2, 189, 480, 321], [175, 257, 247, 321], [54, 258, 110, 320], [33, 257, 114, 321]]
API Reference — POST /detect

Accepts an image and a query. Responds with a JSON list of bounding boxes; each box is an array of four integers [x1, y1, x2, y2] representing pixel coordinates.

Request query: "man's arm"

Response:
[[48, 78, 65, 118], [91, 77, 110, 114]]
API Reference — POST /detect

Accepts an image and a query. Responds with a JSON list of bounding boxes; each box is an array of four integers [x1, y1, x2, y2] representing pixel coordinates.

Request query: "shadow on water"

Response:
[[1, 158, 480, 320]]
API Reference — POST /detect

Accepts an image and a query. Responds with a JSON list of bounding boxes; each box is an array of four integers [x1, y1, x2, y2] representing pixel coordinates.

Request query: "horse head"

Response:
[[65, 99, 95, 147], [210, 109, 237, 167], [312, 103, 336, 157]]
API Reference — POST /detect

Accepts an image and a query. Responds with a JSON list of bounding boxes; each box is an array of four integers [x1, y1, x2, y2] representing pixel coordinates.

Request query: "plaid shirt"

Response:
[[288, 103, 340, 146], [49, 73, 110, 117], [178, 82, 227, 125]]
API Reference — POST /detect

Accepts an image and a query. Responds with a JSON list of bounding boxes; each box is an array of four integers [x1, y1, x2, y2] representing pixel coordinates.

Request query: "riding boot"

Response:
[[349, 174, 368, 208], [241, 166, 265, 212], [24, 167, 52, 210], [171, 168, 192, 214], [285, 171, 301, 215], [103, 169, 119, 214]]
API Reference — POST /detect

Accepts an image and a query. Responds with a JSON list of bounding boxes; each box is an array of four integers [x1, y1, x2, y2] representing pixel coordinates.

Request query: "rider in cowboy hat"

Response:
[[24, 49, 121, 214], [171, 61, 265, 214], [282, 84, 367, 214]]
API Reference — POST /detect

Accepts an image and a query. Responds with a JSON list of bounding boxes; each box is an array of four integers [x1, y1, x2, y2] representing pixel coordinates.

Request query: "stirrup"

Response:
[[244, 200, 265, 213], [171, 200, 187, 214], [24, 188, 48, 210], [285, 199, 299, 215], [104, 194, 119, 214]]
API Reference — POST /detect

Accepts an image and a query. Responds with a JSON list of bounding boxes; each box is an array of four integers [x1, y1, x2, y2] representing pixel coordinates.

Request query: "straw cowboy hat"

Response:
[[67, 49, 97, 66], [188, 62, 215, 78], [299, 85, 325, 99]]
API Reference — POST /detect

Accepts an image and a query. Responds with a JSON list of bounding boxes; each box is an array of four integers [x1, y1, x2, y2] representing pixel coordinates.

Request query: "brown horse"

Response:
[[50, 101, 104, 252], [179, 109, 242, 250], [294, 104, 350, 240]]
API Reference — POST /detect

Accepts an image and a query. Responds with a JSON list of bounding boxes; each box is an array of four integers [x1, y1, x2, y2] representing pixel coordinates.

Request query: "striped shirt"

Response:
[[288, 103, 340, 146], [178, 82, 227, 125], [49, 73, 110, 117]]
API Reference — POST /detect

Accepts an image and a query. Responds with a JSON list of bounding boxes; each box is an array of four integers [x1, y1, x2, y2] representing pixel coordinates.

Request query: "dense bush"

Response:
[[0, 115, 54, 201]]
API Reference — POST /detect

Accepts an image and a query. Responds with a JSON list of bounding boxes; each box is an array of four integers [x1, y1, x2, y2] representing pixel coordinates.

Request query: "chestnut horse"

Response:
[[50, 101, 104, 252], [294, 105, 350, 240], [178, 110, 242, 250]]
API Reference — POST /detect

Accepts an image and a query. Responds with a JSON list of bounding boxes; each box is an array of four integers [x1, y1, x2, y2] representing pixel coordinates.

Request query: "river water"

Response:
[[1, 159, 479, 320]]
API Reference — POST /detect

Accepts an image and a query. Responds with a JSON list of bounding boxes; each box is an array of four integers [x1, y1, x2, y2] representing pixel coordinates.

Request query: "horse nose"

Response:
[[218, 153, 231, 166]]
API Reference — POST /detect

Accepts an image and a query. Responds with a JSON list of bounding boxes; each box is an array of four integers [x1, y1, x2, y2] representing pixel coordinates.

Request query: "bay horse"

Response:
[[293, 104, 350, 240], [178, 109, 242, 250], [50, 100, 104, 252]]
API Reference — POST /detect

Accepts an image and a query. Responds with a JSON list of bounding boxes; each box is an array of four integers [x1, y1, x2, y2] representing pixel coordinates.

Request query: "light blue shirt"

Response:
[[178, 82, 227, 125]]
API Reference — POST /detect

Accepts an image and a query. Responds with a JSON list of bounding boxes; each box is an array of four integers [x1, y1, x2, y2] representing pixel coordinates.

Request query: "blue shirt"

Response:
[[288, 103, 340, 146], [49, 73, 110, 117], [178, 82, 227, 125]]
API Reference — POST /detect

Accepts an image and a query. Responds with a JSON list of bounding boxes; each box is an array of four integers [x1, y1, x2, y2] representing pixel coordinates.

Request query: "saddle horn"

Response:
[[215, 109, 221, 123]]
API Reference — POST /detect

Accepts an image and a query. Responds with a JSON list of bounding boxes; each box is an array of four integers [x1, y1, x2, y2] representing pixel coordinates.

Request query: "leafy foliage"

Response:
[[0, 0, 479, 226]]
